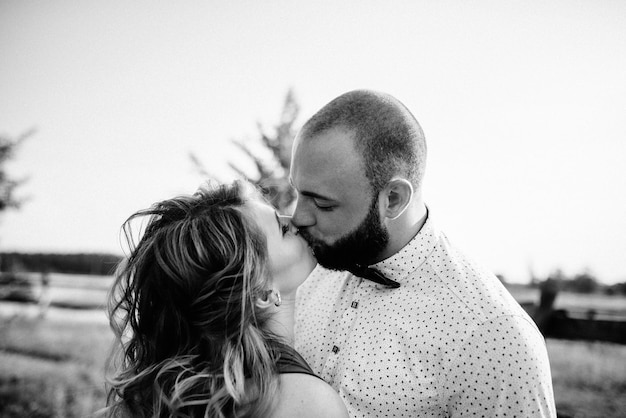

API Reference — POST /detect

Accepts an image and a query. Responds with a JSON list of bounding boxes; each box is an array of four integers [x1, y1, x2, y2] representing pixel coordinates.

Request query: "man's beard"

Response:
[[299, 196, 389, 270]]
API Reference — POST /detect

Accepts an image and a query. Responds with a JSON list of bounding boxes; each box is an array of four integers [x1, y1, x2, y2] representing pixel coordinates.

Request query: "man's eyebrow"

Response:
[[300, 190, 335, 201], [289, 177, 335, 201]]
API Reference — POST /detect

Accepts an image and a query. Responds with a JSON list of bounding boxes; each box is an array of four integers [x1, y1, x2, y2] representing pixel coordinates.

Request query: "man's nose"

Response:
[[291, 200, 314, 228]]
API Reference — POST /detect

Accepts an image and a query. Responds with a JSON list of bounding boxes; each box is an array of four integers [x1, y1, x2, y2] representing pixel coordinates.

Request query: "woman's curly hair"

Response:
[[105, 181, 282, 417]]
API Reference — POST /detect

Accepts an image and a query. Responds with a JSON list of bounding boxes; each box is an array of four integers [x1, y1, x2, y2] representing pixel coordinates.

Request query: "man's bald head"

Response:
[[298, 90, 427, 194]]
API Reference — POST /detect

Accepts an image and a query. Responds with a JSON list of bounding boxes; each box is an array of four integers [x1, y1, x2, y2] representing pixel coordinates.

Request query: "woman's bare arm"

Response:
[[272, 373, 349, 418]]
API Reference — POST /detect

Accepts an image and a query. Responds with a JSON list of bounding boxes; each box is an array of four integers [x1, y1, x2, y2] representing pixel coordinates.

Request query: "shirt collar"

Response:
[[371, 210, 437, 286]]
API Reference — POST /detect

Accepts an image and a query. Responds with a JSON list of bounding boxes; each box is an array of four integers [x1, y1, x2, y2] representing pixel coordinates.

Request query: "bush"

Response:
[[605, 282, 626, 296], [567, 272, 599, 293], [0, 272, 35, 302]]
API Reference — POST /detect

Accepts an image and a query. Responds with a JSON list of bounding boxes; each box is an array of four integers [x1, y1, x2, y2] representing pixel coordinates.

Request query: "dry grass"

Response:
[[0, 313, 113, 417], [547, 339, 626, 418]]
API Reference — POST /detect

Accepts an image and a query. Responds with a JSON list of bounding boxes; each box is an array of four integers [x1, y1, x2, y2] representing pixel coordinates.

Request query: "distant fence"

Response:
[[543, 310, 626, 344], [523, 289, 626, 345]]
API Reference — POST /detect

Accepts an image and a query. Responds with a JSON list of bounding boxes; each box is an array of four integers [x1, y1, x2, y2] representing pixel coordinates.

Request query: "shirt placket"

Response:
[[321, 277, 367, 386]]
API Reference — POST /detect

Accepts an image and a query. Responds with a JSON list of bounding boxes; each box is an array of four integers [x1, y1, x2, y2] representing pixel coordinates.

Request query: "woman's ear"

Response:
[[255, 289, 282, 309], [382, 178, 413, 220]]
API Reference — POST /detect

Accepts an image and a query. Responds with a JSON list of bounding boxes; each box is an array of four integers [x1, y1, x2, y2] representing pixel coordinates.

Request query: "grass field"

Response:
[[0, 310, 111, 417], [1, 274, 626, 417], [547, 339, 626, 417]]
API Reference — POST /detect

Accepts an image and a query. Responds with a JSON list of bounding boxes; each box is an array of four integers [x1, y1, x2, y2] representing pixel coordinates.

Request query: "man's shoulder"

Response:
[[423, 232, 528, 321]]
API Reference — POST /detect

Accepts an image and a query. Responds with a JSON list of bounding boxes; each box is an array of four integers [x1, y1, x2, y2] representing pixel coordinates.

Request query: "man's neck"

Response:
[[375, 200, 428, 263]]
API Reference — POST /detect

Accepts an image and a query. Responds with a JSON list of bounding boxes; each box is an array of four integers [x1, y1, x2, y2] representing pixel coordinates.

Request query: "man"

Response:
[[290, 90, 556, 417]]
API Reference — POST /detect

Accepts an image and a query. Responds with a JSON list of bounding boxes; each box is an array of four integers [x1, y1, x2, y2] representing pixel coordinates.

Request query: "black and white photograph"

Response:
[[1, 1, 625, 417]]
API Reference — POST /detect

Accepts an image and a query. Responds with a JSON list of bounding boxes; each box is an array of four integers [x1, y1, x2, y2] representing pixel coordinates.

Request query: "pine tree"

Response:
[[0, 129, 32, 213], [191, 90, 300, 211]]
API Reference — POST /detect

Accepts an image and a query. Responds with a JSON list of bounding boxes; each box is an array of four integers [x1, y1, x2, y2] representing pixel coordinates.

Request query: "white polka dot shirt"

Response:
[[295, 214, 556, 417]]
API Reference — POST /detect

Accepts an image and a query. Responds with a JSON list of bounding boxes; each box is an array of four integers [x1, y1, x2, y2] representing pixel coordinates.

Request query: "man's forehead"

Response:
[[299, 124, 355, 146], [291, 133, 369, 200], [294, 127, 359, 165]]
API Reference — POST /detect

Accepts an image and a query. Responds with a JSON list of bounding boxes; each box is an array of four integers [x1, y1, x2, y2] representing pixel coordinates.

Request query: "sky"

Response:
[[1, 0, 625, 284]]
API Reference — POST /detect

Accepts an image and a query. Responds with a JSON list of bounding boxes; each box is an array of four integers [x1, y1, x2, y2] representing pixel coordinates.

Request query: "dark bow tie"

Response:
[[345, 264, 400, 288]]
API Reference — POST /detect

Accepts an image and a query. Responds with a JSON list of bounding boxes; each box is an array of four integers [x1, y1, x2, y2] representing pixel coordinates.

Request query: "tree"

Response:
[[568, 270, 599, 293], [0, 129, 32, 290], [0, 129, 33, 213], [190, 89, 300, 211], [539, 268, 601, 294], [605, 282, 626, 296]]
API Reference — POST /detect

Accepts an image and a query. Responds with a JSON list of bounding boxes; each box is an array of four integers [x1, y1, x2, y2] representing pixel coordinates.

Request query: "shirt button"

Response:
[[332, 345, 340, 354], [351, 301, 359, 309]]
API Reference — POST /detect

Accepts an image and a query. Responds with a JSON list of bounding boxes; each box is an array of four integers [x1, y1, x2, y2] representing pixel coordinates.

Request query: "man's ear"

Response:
[[382, 178, 413, 220]]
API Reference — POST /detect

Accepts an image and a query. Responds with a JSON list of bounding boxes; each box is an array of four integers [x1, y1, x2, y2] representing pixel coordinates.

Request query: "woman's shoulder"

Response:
[[272, 373, 349, 418]]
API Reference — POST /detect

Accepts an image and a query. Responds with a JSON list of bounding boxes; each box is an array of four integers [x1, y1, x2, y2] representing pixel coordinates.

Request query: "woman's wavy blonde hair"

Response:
[[105, 181, 281, 417]]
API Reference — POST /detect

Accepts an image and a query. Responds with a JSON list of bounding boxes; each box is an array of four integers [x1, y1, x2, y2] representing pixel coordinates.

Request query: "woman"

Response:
[[105, 181, 348, 417]]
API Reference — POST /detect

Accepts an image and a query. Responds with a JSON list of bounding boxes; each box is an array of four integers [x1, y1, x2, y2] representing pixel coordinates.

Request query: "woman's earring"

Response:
[[272, 290, 282, 307], [256, 289, 280, 309]]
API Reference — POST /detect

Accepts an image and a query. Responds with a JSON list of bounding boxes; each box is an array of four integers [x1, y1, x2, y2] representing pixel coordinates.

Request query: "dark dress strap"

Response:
[[275, 342, 323, 380]]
